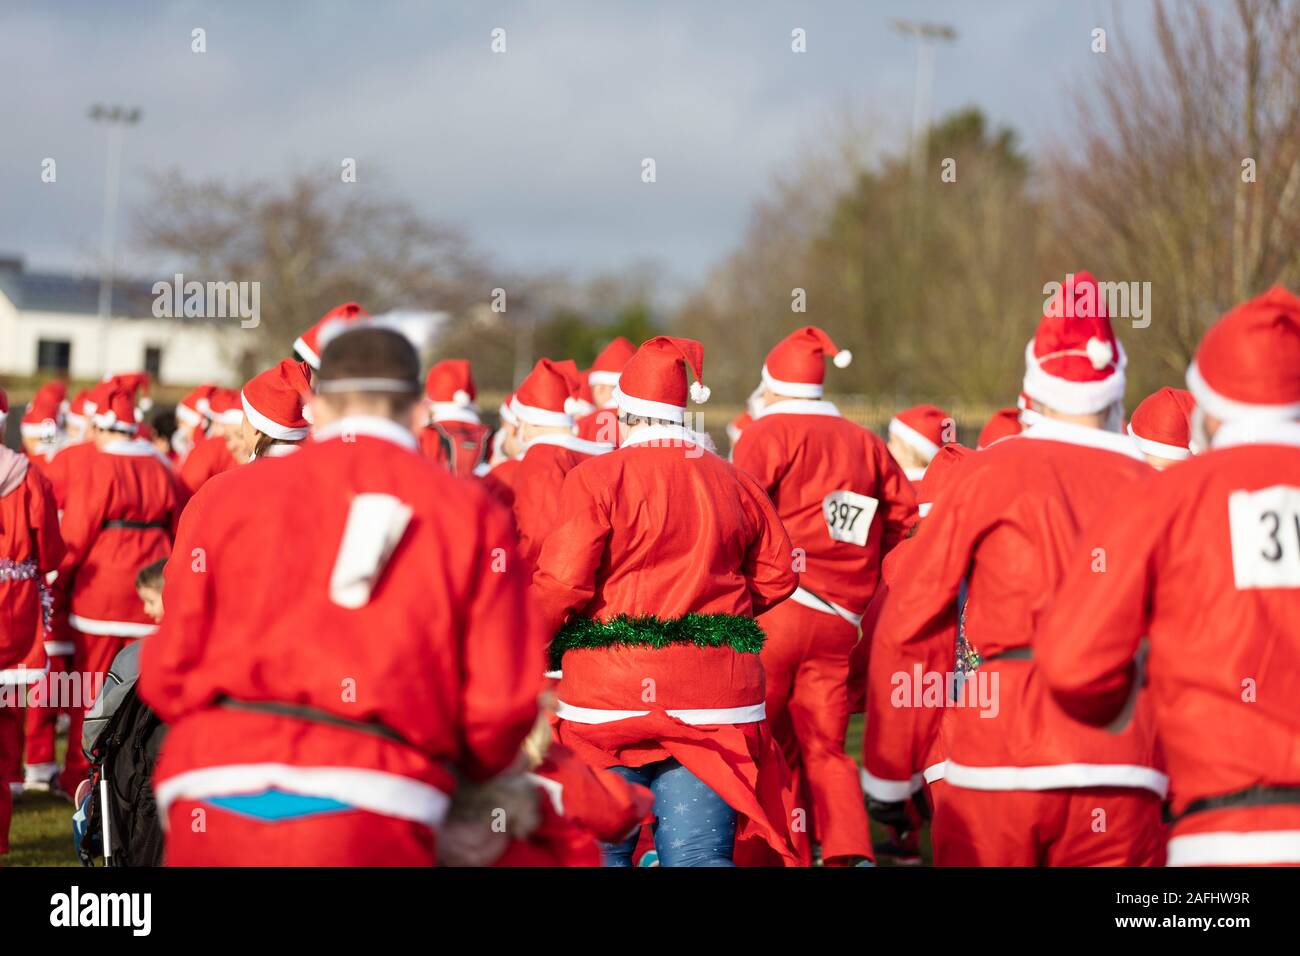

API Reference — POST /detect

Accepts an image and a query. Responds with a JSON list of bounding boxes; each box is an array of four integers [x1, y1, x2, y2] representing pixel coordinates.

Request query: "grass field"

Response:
[[8, 714, 931, 866]]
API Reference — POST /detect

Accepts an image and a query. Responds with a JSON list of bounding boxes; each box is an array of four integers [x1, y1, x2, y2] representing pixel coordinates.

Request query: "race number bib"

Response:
[[1228, 485, 1300, 589], [822, 490, 879, 547]]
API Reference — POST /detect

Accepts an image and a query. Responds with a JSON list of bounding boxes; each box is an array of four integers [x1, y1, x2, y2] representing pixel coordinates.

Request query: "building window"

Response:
[[36, 339, 71, 373], [144, 346, 163, 381]]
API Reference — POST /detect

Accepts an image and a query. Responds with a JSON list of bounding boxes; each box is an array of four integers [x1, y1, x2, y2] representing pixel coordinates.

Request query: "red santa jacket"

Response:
[[532, 424, 807, 866], [1037, 419, 1300, 833], [0, 450, 63, 679], [574, 408, 619, 447], [865, 419, 1166, 799], [418, 415, 493, 478], [512, 434, 612, 569], [58, 438, 181, 638], [178, 431, 236, 498], [733, 398, 917, 620], [139, 416, 547, 829], [480, 456, 521, 510], [43, 440, 98, 511]]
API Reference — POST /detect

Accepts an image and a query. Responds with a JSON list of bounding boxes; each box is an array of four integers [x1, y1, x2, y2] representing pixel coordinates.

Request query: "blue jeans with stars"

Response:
[[600, 758, 737, 867]]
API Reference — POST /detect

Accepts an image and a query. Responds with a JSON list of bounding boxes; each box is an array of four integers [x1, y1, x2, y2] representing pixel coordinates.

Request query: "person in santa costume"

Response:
[[292, 301, 369, 377], [855, 442, 972, 863], [178, 387, 242, 496], [480, 393, 524, 509], [140, 325, 545, 865], [887, 403, 956, 484], [417, 359, 493, 477], [1127, 386, 1197, 469], [510, 358, 613, 569], [976, 406, 1023, 450], [0, 388, 65, 854], [575, 336, 636, 446], [532, 335, 808, 867], [1038, 286, 1300, 867], [51, 380, 182, 796], [18, 381, 68, 465], [865, 271, 1165, 866], [731, 326, 916, 865], [172, 383, 218, 465]]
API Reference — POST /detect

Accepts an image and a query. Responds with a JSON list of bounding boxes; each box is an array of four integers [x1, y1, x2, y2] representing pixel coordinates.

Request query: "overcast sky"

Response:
[[0, 0, 1158, 294]]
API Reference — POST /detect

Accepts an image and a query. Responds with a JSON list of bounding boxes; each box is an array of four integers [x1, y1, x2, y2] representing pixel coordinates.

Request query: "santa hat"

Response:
[[0, 387, 7, 429], [205, 387, 246, 428], [176, 384, 217, 428], [978, 407, 1023, 450], [761, 326, 852, 399], [65, 389, 92, 431], [889, 404, 953, 462], [615, 336, 709, 423], [1128, 387, 1196, 460], [570, 377, 597, 418], [1022, 271, 1126, 415], [108, 372, 153, 412], [498, 392, 519, 428], [588, 337, 637, 388], [294, 302, 370, 370], [1186, 286, 1300, 422], [89, 383, 140, 435], [242, 360, 313, 441], [21, 382, 66, 439], [511, 358, 584, 427], [916, 443, 972, 517], [425, 359, 476, 407]]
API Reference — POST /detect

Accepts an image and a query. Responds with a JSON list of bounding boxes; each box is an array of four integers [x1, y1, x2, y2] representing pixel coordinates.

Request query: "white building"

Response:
[[0, 256, 242, 384]]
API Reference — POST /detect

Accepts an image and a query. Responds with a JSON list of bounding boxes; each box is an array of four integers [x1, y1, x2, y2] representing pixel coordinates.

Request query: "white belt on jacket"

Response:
[[788, 586, 864, 628]]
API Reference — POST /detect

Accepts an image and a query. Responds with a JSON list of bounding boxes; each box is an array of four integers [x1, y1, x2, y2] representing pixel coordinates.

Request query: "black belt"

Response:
[[981, 646, 1033, 662], [216, 697, 420, 752], [1174, 785, 1300, 822], [102, 519, 168, 531]]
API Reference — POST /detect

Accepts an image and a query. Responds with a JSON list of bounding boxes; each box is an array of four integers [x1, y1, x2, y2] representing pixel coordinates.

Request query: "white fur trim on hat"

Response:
[[888, 417, 941, 461], [429, 403, 480, 426], [175, 403, 202, 427], [293, 335, 321, 370], [760, 364, 824, 399], [1022, 339, 1127, 416], [588, 370, 621, 387], [241, 390, 309, 442], [613, 385, 685, 424], [1186, 360, 1300, 423], [510, 395, 572, 428], [1126, 424, 1191, 461]]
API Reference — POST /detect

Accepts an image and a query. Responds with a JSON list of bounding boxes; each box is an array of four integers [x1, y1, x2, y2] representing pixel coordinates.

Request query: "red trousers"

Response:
[[932, 784, 1165, 866], [166, 799, 437, 866], [758, 599, 872, 864], [24, 652, 72, 771], [0, 699, 23, 855], [60, 633, 134, 796]]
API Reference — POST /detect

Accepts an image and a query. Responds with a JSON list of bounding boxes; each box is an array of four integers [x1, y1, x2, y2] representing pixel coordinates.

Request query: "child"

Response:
[[135, 560, 166, 624]]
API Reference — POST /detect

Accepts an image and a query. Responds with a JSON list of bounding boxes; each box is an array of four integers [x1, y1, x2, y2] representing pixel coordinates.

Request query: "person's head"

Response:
[[1022, 271, 1126, 433], [886, 433, 930, 472], [616, 411, 680, 443], [1186, 285, 1300, 447], [149, 409, 177, 457], [135, 559, 166, 622], [312, 327, 423, 430], [510, 359, 584, 446], [87, 384, 141, 448], [1128, 387, 1196, 470], [240, 360, 313, 460]]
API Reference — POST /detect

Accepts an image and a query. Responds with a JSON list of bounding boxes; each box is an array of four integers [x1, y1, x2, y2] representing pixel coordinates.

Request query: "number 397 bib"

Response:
[[1228, 484, 1300, 589], [822, 490, 879, 547]]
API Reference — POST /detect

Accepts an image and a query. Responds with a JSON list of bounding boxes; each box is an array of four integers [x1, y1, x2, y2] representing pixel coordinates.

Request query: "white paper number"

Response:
[[822, 490, 879, 547], [1228, 485, 1300, 590]]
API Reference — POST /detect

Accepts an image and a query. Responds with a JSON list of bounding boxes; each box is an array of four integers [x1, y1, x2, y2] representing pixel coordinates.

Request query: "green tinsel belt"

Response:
[[548, 613, 766, 672]]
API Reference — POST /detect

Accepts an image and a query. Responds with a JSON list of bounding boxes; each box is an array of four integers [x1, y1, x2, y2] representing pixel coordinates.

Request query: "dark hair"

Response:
[[135, 558, 167, 591], [316, 328, 421, 413], [149, 409, 177, 441]]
